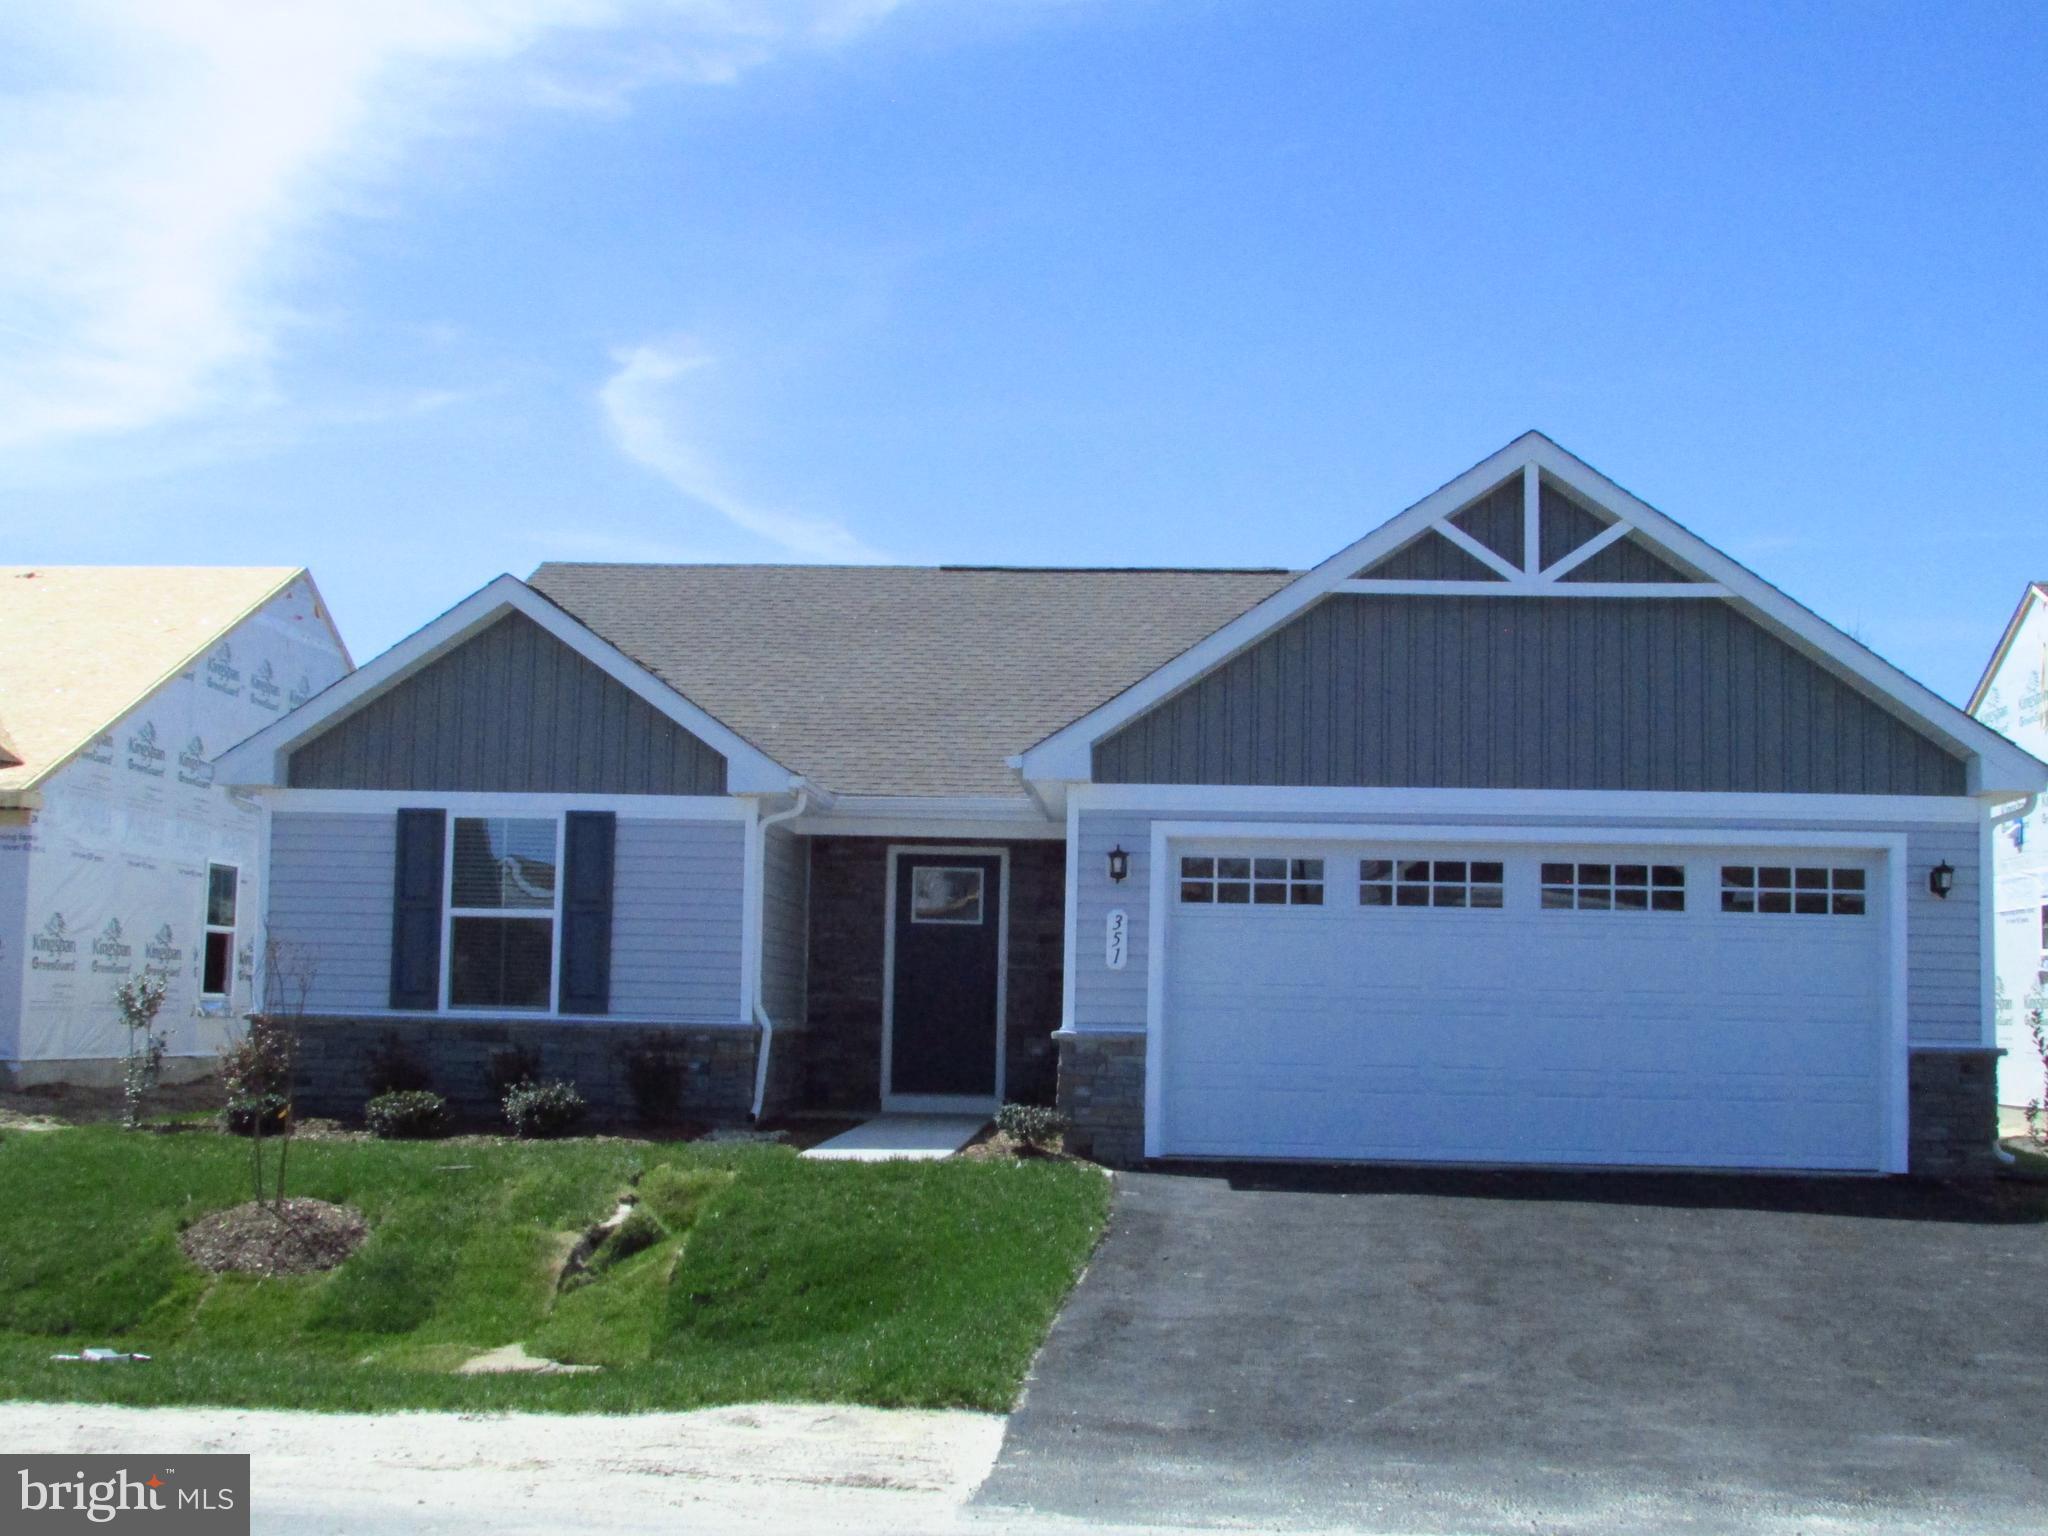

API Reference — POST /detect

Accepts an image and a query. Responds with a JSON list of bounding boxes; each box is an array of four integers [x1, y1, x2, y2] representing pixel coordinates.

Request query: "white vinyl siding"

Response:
[[608, 818, 745, 1021], [266, 811, 747, 1021], [266, 812, 397, 1014]]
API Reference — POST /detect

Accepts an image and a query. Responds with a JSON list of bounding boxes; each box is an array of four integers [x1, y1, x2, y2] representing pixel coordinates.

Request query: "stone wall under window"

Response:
[[290, 1016, 759, 1127]]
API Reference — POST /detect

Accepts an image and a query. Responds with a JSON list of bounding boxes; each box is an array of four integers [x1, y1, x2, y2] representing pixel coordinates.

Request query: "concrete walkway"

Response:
[[803, 1114, 987, 1161]]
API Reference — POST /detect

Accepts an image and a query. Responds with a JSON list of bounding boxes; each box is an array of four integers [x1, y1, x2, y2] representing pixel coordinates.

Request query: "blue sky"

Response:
[[4, 0, 2044, 704]]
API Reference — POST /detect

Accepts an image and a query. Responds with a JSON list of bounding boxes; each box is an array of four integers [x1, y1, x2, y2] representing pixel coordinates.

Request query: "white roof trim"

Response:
[[1967, 581, 2048, 715], [1018, 432, 2048, 796], [213, 574, 797, 793]]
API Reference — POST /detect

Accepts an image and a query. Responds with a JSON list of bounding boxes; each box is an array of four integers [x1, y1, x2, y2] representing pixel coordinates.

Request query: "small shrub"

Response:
[[115, 975, 170, 1130], [996, 1102, 1070, 1149], [365, 1090, 449, 1141], [503, 1078, 587, 1140], [591, 1207, 665, 1271], [624, 1049, 685, 1126], [218, 1013, 294, 1138], [221, 1094, 291, 1138], [366, 1031, 432, 1096]]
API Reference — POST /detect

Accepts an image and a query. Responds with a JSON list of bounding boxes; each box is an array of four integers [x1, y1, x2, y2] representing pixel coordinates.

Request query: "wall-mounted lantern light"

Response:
[[1929, 860, 1955, 899], [1107, 845, 1130, 884]]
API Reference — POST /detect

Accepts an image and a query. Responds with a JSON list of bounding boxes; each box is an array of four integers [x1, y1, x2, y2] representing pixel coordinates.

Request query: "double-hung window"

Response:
[[447, 817, 559, 1010], [201, 863, 238, 998]]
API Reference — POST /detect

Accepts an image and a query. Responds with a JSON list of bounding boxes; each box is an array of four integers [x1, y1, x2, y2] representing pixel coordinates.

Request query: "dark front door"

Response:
[[889, 851, 1002, 1098]]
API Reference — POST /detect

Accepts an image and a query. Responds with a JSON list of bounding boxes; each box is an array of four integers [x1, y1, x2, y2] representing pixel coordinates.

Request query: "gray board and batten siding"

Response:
[[1091, 594, 1966, 796], [267, 811, 747, 1022], [286, 610, 728, 795]]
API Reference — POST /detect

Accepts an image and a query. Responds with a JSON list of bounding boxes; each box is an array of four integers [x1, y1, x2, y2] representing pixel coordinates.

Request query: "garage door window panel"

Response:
[[1360, 858, 1503, 909], [1541, 862, 1685, 912], [1720, 865, 1866, 916], [1181, 854, 1323, 907]]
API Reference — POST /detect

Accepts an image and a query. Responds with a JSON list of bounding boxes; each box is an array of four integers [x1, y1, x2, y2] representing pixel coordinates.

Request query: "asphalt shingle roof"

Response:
[[527, 564, 1296, 798]]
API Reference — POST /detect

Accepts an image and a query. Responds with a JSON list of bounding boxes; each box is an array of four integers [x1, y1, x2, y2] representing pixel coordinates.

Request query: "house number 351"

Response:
[[1105, 909, 1128, 971]]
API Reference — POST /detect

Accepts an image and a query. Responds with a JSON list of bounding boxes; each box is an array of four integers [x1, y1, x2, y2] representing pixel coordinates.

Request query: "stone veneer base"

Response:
[[1906, 1047, 2002, 1177], [290, 1015, 760, 1126], [1057, 1031, 1146, 1167]]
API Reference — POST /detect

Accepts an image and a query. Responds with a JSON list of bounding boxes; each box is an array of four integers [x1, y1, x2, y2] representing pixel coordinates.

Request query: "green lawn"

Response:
[[0, 1126, 1109, 1413]]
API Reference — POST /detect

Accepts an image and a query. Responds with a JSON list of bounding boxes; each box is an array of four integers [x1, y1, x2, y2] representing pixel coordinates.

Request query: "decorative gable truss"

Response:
[[1350, 464, 1718, 598]]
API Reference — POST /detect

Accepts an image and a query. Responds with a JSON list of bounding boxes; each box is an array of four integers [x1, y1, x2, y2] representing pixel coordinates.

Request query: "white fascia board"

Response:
[[1149, 819, 1913, 853], [1068, 782, 1987, 825], [257, 788, 754, 819], [1019, 431, 2048, 797], [787, 792, 1061, 841], [1967, 582, 2047, 714], [213, 575, 796, 793], [1336, 579, 1728, 598]]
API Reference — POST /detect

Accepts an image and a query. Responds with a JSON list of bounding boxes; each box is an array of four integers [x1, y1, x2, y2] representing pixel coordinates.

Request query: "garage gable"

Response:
[[1024, 433, 2040, 797]]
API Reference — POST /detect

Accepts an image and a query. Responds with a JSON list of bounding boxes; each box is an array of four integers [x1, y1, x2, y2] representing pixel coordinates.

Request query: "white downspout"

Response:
[[749, 786, 809, 1122], [1987, 793, 2036, 1167]]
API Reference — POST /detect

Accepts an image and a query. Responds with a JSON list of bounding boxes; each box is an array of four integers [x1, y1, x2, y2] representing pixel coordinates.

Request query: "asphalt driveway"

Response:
[[976, 1164, 2048, 1535]]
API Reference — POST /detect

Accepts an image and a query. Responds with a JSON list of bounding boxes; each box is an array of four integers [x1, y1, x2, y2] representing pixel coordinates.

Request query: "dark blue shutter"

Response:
[[559, 811, 615, 1015], [388, 809, 446, 1010]]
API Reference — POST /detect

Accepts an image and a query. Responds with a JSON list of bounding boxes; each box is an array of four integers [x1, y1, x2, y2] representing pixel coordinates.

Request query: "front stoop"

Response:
[[802, 1114, 988, 1161]]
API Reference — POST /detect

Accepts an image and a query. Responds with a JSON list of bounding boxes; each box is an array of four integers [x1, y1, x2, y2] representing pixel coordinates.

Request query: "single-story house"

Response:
[[216, 434, 2044, 1173], [0, 567, 351, 1087], [1968, 582, 2048, 1111]]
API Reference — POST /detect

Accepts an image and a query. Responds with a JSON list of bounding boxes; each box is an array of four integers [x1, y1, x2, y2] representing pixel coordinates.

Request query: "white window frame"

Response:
[[909, 865, 988, 926], [1358, 855, 1504, 910], [1177, 853, 1326, 907], [200, 861, 239, 1001], [1539, 859, 1687, 914], [1717, 862, 1869, 917], [441, 813, 565, 1014]]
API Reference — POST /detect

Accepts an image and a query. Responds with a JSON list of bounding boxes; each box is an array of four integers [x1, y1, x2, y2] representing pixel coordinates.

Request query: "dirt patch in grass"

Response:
[[0, 1078, 224, 1128], [0, 1111, 67, 1133], [290, 1118, 369, 1143], [179, 1199, 367, 1277]]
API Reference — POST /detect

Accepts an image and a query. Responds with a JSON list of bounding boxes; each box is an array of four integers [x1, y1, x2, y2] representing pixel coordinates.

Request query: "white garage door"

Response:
[[1159, 840, 1892, 1171]]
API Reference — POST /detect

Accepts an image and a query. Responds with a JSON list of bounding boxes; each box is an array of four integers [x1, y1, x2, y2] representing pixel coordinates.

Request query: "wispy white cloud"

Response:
[[0, 0, 907, 451], [599, 339, 889, 561]]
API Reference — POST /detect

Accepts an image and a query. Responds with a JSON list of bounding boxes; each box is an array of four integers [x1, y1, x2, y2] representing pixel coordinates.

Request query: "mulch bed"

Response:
[[958, 1129, 1079, 1163], [179, 1199, 368, 1276]]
